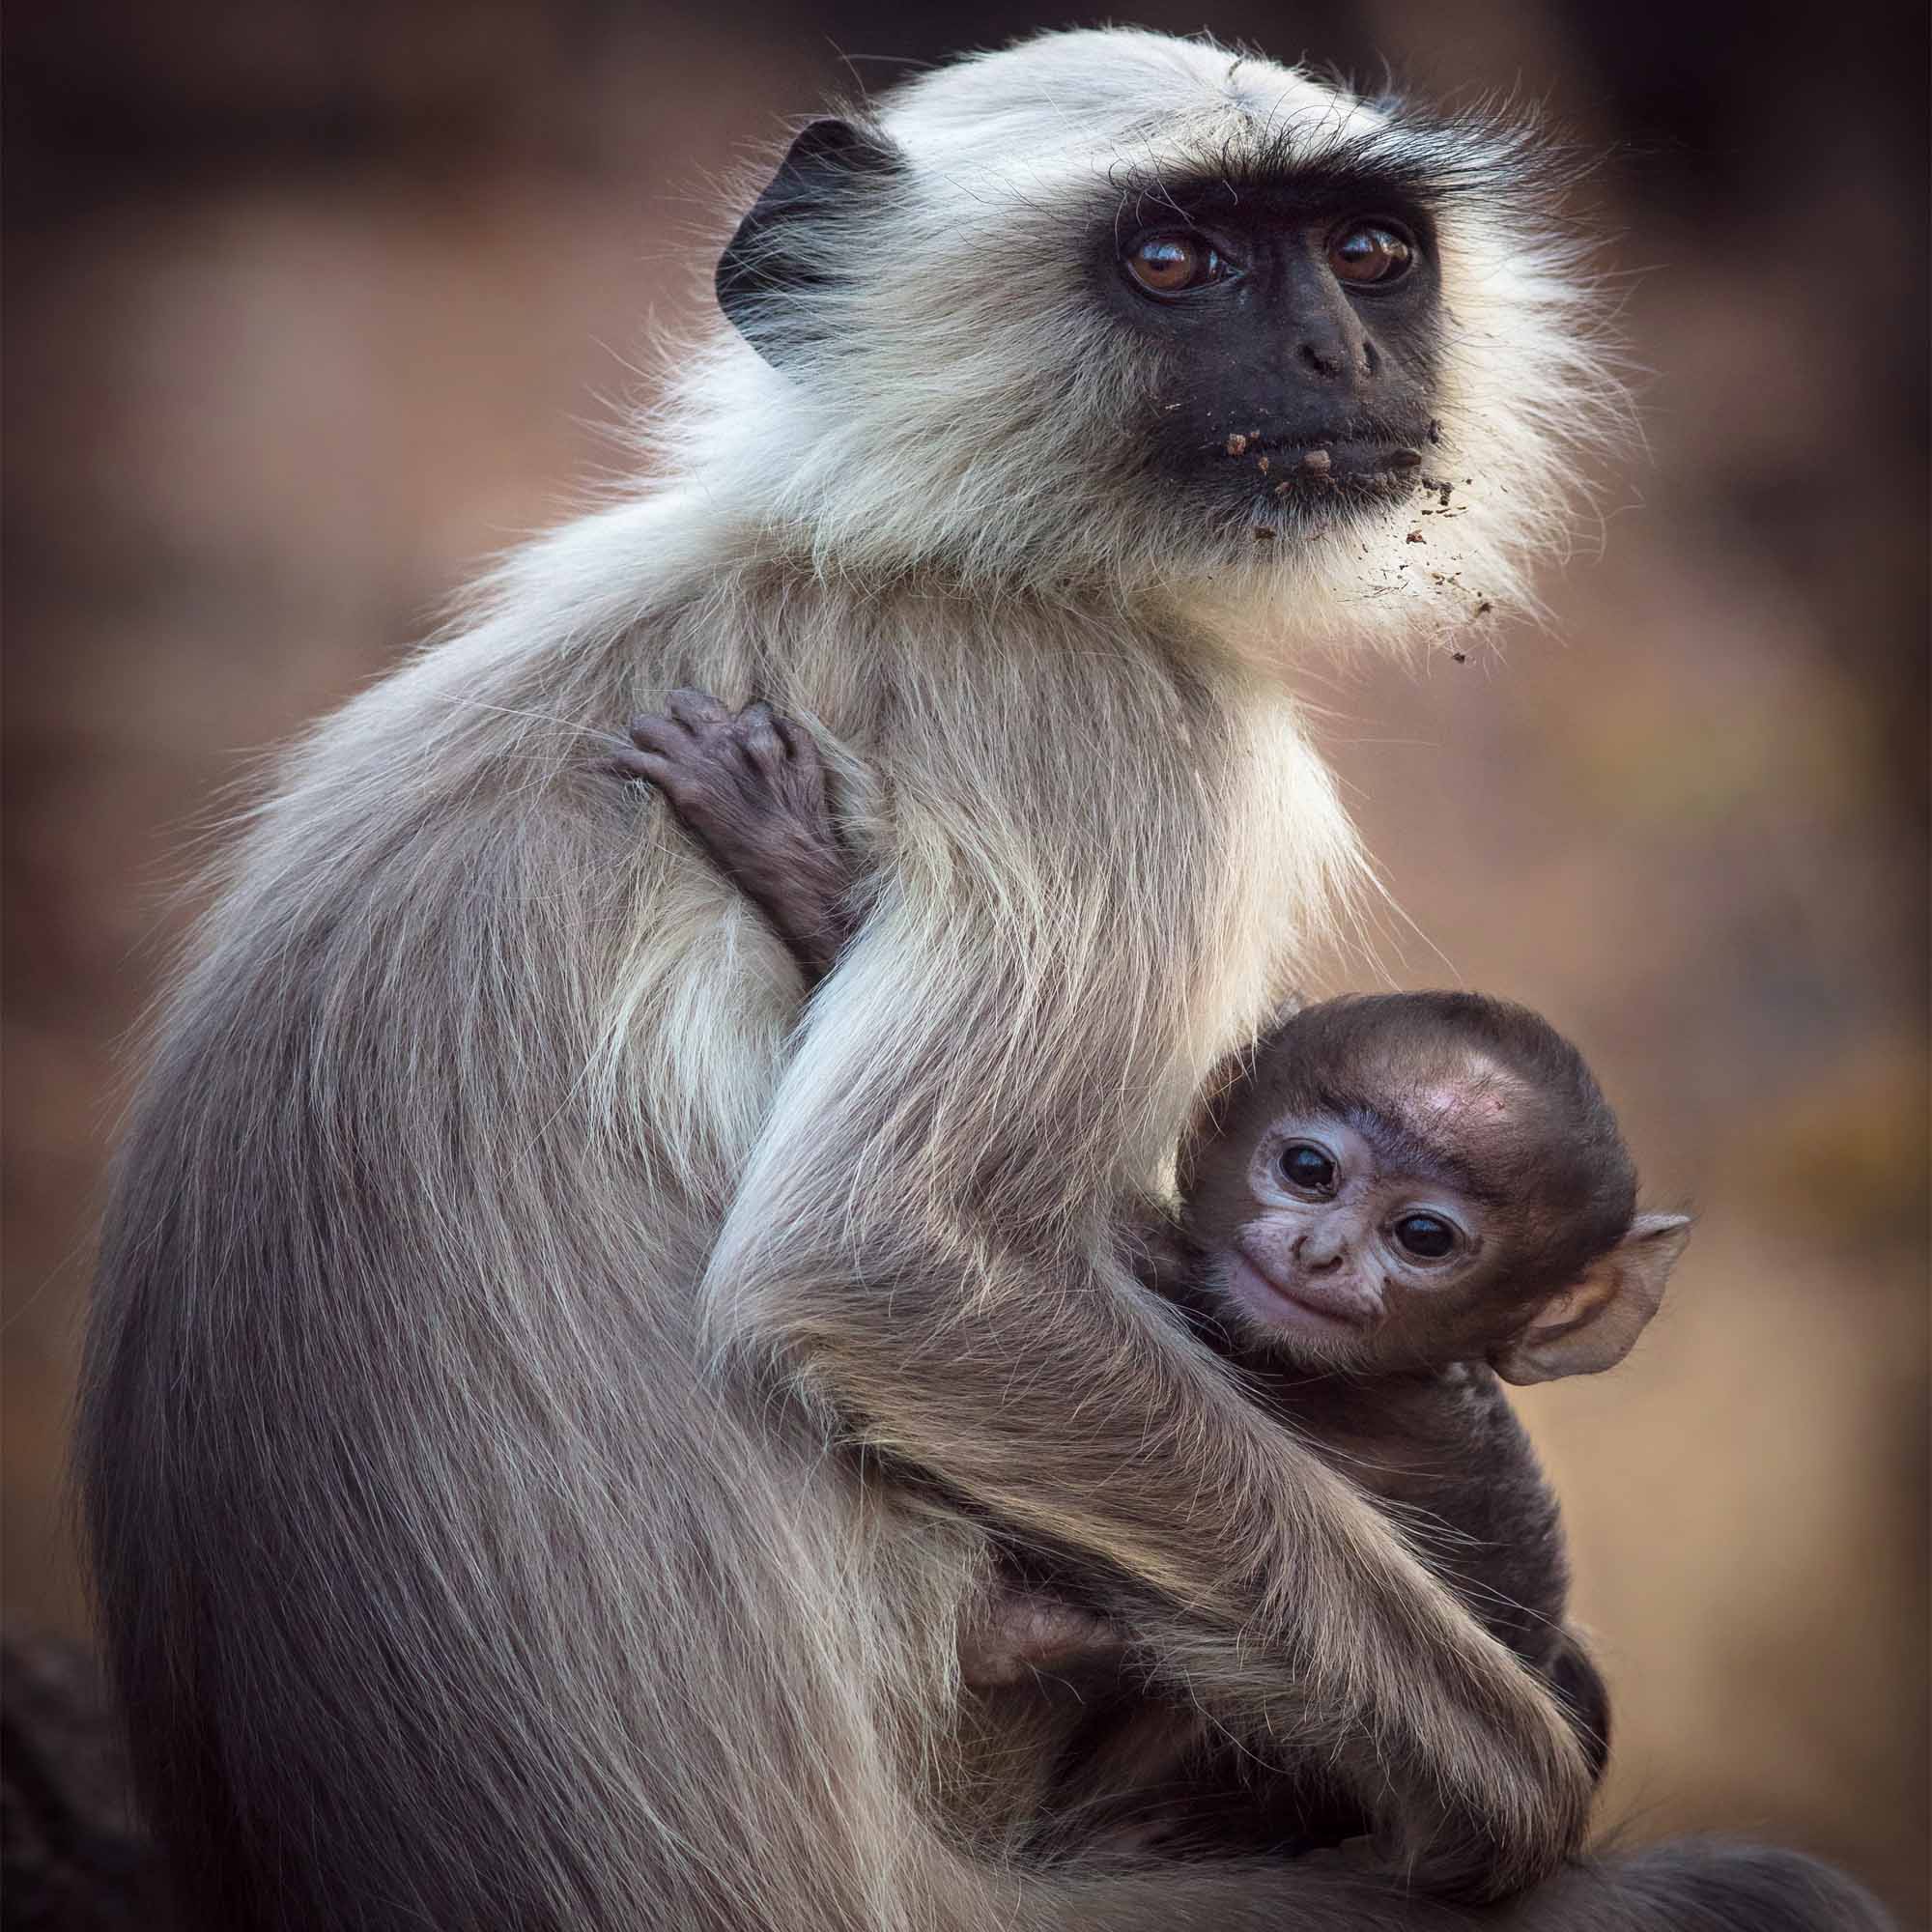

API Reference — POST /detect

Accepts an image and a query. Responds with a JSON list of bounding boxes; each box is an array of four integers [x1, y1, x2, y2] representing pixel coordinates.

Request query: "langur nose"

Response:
[[1294, 1233, 1348, 1272], [1293, 302, 1373, 386], [1296, 331, 1349, 379]]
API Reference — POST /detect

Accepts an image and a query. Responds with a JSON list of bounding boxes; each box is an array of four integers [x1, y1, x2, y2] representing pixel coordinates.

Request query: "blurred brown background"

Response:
[[4, 0, 1926, 1918]]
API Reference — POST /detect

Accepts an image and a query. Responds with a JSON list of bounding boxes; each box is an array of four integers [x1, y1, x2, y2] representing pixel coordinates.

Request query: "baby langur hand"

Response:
[[615, 690, 853, 983], [957, 1578, 1129, 1690]]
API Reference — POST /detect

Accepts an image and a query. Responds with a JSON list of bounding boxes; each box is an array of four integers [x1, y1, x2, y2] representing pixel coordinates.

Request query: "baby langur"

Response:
[[1125, 988, 1688, 1850], [615, 693, 1689, 1846]]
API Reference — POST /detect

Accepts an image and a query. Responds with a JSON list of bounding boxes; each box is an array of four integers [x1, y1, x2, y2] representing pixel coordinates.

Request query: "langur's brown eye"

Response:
[[1280, 1142, 1339, 1196], [1125, 233, 1229, 298], [1328, 223, 1415, 287], [1393, 1213, 1458, 1260]]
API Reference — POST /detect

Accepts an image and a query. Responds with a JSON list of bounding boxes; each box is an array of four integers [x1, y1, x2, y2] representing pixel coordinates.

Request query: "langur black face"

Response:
[[1095, 175, 1443, 533], [713, 114, 1472, 568]]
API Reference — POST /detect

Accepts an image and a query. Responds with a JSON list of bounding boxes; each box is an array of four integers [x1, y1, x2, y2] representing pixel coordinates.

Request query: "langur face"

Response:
[[1097, 181, 1443, 534], [708, 37, 1605, 601]]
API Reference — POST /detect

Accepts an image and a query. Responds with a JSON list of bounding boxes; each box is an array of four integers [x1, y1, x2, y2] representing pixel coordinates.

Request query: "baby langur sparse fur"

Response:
[[82, 28, 1889, 1932], [617, 692, 1673, 1859]]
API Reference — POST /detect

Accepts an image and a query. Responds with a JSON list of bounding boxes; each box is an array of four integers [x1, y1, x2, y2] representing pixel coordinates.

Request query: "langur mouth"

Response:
[[1221, 437, 1437, 514], [1220, 1246, 1378, 1337], [1271, 449, 1425, 497], [1217, 431, 1427, 488]]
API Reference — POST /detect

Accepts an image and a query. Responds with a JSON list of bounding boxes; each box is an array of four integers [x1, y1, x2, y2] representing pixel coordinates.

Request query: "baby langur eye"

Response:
[[1392, 1213, 1459, 1261], [1328, 223, 1415, 287], [1124, 232, 1231, 298], [1279, 1142, 1340, 1197]]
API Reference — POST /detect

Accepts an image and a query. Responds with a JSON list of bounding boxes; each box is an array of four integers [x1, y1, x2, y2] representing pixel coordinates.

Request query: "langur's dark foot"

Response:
[[615, 691, 854, 983]]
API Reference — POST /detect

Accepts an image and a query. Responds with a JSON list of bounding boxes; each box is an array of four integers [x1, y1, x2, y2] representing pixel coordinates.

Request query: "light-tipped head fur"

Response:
[[650, 28, 1623, 646]]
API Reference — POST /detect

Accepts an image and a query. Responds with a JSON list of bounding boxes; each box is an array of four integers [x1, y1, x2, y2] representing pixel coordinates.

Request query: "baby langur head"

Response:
[[1180, 993, 1690, 1381]]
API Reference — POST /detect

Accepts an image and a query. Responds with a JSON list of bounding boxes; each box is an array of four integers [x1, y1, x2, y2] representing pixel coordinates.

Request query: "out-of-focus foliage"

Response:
[[4, 1, 1924, 1919]]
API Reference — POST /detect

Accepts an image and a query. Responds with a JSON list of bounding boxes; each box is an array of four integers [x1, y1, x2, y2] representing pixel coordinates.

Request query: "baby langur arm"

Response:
[[614, 691, 857, 985]]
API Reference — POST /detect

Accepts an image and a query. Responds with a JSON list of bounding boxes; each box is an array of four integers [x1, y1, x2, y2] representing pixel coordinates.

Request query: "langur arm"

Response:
[[613, 700, 1204, 1700], [619, 689, 1590, 1897]]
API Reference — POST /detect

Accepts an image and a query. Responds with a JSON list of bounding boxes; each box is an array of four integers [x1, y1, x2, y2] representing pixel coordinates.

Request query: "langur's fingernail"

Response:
[[1300, 449, 1332, 475]]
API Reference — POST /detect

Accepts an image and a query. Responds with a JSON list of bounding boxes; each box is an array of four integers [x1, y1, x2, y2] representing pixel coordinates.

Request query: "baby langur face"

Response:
[[1184, 998, 1692, 1381], [1193, 1087, 1690, 1383], [1210, 1111, 1499, 1369]]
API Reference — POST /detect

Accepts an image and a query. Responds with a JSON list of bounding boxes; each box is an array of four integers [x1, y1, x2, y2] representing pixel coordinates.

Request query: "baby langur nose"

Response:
[[1293, 1231, 1349, 1272]]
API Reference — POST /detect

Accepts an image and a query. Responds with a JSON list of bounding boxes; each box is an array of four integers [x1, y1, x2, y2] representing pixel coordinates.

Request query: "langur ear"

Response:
[[1492, 1212, 1691, 1386], [716, 119, 906, 362]]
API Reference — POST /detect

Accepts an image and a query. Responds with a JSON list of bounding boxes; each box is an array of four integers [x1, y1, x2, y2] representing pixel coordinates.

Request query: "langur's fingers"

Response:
[[626, 712, 683, 754], [768, 713, 824, 781], [611, 750, 683, 801], [734, 701, 784, 769], [608, 746, 670, 785], [767, 711, 829, 810], [665, 688, 730, 729]]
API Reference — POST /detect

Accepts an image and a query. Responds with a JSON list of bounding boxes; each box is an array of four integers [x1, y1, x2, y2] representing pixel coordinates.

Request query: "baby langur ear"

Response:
[[1492, 1213, 1692, 1387], [716, 119, 906, 363]]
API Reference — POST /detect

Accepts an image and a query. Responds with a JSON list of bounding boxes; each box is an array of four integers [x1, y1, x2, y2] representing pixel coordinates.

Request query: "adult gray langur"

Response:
[[79, 27, 1889, 1932]]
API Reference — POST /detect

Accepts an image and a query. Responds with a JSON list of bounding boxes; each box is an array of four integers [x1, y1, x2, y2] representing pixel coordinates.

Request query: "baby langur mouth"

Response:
[[1221, 1242, 1381, 1337]]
